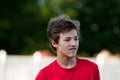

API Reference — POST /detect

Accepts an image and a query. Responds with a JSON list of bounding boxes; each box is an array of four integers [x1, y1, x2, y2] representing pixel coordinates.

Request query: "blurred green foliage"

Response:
[[0, 0, 120, 56]]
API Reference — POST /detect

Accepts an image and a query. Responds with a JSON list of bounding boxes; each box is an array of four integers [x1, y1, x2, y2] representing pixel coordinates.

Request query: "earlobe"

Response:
[[51, 40, 57, 48]]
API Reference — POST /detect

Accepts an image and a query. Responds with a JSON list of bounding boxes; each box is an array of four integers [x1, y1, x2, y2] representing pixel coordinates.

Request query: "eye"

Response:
[[64, 38, 71, 41], [64, 39, 70, 41], [74, 37, 79, 41]]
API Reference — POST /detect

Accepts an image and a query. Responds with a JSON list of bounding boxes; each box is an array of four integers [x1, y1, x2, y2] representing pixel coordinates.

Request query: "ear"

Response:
[[51, 40, 58, 48]]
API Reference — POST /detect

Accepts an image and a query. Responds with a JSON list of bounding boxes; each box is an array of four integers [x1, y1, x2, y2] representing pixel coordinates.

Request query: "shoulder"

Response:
[[76, 57, 99, 73], [77, 57, 98, 67], [35, 60, 56, 80], [76, 57, 100, 80]]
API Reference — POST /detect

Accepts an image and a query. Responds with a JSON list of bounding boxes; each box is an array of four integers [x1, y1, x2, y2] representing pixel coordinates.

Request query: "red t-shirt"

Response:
[[36, 57, 100, 80]]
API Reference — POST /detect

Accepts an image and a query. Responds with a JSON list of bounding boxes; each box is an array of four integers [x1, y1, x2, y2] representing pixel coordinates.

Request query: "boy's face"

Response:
[[53, 29, 79, 58]]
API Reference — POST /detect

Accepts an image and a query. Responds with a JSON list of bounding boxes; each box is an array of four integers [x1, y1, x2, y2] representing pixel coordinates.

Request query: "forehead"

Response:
[[59, 29, 78, 38]]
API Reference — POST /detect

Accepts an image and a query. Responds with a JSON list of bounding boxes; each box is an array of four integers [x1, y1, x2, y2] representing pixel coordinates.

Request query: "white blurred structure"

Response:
[[96, 49, 120, 80], [0, 50, 120, 80], [96, 49, 112, 68], [33, 51, 42, 64], [0, 49, 7, 64], [0, 49, 7, 80]]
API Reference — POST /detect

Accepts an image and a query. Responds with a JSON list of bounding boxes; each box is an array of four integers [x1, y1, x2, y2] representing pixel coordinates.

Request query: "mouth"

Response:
[[69, 48, 77, 51]]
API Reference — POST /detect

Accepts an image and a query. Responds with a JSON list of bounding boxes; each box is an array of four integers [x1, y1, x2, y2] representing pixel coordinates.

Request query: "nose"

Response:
[[70, 39, 77, 47]]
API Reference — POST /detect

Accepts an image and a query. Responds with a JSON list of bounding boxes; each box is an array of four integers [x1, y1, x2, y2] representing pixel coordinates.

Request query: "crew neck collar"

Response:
[[55, 57, 79, 72]]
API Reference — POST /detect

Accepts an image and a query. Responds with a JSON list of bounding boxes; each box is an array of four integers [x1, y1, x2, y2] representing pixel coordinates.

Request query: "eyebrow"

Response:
[[64, 35, 78, 39]]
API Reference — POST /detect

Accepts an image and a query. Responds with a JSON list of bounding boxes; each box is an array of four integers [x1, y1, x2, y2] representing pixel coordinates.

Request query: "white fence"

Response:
[[0, 55, 120, 80]]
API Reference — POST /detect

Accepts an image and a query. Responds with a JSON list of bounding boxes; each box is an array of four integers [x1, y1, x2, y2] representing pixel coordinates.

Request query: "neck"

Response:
[[57, 57, 76, 69]]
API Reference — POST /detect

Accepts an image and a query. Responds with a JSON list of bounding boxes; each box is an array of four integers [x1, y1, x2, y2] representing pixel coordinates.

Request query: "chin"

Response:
[[68, 54, 76, 58]]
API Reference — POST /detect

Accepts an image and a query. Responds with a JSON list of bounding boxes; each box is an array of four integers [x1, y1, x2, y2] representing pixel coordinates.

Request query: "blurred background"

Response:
[[0, 0, 120, 80]]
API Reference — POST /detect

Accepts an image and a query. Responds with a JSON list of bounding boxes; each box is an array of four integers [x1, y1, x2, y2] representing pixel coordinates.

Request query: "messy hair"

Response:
[[47, 14, 80, 51]]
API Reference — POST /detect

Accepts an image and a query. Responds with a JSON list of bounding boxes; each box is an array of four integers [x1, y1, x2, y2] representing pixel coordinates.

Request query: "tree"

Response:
[[0, 0, 120, 56]]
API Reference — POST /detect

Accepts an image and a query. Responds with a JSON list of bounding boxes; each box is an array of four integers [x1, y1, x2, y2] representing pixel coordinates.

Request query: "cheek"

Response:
[[60, 43, 68, 49], [61, 44, 67, 48]]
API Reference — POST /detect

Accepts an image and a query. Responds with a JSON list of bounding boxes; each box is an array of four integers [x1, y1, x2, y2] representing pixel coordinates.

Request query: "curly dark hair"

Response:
[[47, 14, 80, 51]]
